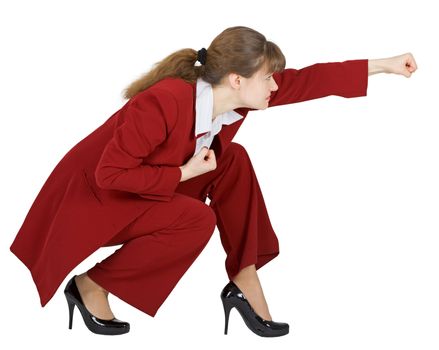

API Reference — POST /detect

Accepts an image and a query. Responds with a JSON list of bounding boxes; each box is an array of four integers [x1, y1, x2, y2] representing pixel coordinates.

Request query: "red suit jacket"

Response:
[[10, 59, 369, 307]]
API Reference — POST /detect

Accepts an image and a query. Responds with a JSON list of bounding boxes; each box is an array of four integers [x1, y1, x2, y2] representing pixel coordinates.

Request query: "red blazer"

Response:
[[10, 59, 369, 307]]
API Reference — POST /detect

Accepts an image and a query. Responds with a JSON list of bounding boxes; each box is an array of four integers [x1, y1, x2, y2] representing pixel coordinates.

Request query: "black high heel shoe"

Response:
[[220, 281, 289, 337], [64, 275, 130, 335]]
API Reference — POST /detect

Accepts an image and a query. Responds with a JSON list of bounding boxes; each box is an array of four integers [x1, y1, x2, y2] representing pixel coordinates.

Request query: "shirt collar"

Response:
[[195, 77, 244, 138]]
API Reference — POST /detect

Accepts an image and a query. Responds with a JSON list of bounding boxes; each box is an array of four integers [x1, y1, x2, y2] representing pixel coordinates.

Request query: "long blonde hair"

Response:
[[122, 26, 286, 100]]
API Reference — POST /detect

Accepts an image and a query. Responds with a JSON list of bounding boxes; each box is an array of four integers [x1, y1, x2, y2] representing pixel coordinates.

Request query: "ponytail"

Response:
[[122, 26, 286, 100]]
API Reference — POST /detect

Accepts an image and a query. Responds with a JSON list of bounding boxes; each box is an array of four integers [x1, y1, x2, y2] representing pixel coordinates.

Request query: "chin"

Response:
[[246, 101, 267, 110]]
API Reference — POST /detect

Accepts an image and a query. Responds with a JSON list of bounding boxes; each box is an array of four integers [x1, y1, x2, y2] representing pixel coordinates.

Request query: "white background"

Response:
[[1, 0, 438, 349]]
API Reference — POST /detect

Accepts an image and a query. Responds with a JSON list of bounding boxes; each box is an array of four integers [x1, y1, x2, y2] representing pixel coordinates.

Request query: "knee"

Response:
[[200, 204, 217, 234], [227, 142, 248, 157], [190, 200, 217, 234], [224, 142, 251, 165]]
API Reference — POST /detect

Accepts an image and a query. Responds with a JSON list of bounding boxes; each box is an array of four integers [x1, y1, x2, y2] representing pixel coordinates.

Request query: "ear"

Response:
[[227, 72, 241, 90]]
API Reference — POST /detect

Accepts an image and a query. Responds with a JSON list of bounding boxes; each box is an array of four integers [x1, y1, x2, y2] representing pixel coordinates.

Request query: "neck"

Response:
[[211, 84, 241, 120]]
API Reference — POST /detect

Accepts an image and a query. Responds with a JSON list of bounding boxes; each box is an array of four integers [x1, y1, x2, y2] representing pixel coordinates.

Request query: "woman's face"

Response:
[[238, 64, 279, 110]]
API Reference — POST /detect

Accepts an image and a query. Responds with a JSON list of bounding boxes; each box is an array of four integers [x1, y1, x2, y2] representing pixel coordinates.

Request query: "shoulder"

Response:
[[123, 77, 193, 129], [136, 77, 194, 105], [154, 77, 194, 96]]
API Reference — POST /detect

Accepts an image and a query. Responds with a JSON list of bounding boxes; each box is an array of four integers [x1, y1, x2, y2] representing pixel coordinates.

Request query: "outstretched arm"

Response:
[[368, 52, 418, 77], [268, 59, 369, 108], [266, 52, 417, 109]]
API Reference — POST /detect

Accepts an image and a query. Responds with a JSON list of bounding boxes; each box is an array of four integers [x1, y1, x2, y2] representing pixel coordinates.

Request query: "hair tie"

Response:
[[196, 48, 207, 65]]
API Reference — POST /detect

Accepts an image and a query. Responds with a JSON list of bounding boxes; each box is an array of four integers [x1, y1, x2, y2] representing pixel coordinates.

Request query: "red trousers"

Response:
[[86, 142, 280, 317]]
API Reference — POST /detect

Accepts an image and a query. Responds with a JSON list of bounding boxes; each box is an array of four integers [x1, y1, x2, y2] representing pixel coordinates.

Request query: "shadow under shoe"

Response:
[[64, 275, 130, 335], [220, 280, 289, 337]]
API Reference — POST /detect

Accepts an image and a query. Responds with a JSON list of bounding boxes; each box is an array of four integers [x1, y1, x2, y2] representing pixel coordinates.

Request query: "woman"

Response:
[[10, 25, 417, 337]]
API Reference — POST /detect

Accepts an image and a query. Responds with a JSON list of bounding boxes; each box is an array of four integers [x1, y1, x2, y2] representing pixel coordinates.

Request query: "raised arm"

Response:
[[268, 59, 369, 108], [268, 52, 417, 109]]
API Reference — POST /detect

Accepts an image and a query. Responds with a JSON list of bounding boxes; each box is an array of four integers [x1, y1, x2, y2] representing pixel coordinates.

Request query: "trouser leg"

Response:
[[176, 142, 280, 282], [86, 193, 216, 317]]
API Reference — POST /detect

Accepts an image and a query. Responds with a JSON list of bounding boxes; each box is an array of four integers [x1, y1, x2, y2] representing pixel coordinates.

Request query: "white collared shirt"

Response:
[[193, 77, 244, 156]]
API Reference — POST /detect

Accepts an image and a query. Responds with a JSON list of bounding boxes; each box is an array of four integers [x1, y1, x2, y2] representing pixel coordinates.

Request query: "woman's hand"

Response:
[[179, 147, 217, 182], [368, 52, 418, 77]]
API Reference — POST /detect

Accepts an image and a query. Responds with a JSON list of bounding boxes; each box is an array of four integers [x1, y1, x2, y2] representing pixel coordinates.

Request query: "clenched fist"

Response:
[[368, 52, 418, 78], [179, 147, 217, 182]]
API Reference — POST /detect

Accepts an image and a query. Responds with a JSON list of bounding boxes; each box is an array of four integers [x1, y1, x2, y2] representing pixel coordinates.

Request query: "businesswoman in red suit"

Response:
[[10, 25, 417, 337]]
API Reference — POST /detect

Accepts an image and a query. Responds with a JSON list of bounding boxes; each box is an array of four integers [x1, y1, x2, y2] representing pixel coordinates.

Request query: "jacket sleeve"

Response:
[[268, 59, 369, 108], [94, 88, 182, 202]]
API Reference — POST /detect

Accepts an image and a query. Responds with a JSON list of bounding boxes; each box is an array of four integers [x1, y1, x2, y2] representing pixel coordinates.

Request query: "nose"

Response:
[[271, 79, 278, 91]]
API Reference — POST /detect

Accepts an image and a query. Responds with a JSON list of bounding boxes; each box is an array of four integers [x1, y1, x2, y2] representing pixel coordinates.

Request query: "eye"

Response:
[[266, 75, 273, 80]]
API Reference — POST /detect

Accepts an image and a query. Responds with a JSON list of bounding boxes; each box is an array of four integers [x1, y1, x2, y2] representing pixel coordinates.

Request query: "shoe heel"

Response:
[[222, 298, 233, 335], [66, 296, 75, 329], [63, 275, 130, 335], [220, 281, 290, 337]]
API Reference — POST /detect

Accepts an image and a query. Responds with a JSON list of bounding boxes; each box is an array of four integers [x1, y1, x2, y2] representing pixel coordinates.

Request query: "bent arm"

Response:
[[94, 88, 182, 202]]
